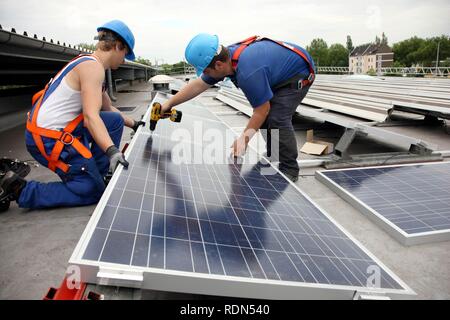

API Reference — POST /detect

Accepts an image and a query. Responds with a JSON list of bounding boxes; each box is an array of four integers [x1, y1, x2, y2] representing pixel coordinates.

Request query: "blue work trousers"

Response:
[[18, 112, 124, 209]]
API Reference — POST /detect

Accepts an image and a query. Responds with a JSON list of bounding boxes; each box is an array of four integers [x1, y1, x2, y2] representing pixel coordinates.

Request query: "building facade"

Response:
[[349, 44, 394, 74]]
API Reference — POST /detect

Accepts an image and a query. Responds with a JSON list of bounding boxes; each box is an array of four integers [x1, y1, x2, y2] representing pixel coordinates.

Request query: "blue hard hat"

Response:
[[185, 33, 219, 76], [97, 20, 135, 61]]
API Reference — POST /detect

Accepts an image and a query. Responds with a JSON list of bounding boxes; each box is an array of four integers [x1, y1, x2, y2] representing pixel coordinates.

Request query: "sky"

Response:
[[1, 0, 449, 64]]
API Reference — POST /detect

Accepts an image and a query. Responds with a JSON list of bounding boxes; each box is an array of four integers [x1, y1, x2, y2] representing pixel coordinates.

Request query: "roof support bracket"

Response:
[[334, 128, 366, 159], [408, 141, 434, 156]]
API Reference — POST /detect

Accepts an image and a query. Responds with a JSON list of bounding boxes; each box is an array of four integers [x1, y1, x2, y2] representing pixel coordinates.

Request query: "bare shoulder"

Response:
[[65, 59, 104, 91], [77, 59, 104, 82]]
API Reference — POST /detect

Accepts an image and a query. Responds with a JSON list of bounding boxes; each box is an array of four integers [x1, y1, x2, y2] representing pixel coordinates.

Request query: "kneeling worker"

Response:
[[0, 20, 145, 210], [161, 34, 315, 182]]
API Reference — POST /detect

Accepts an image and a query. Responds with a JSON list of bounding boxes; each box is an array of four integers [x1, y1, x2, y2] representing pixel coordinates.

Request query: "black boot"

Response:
[[0, 171, 27, 211], [0, 158, 31, 177], [281, 171, 299, 183]]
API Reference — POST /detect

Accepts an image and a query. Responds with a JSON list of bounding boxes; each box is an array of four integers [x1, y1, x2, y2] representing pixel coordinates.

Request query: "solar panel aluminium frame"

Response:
[[69, 92, 414, 299], [316, 161, 450, 246]]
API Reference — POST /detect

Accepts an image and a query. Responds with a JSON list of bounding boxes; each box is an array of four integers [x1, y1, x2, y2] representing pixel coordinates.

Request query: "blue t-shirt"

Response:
[[201, 39, 315, 107]]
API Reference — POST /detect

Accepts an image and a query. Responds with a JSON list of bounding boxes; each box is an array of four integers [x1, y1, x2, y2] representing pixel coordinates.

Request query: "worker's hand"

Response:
[[132, 119, 145, 132], [106, 145, 129, 173], [231, 135, 248, 158], [160, 102, 172, 118]]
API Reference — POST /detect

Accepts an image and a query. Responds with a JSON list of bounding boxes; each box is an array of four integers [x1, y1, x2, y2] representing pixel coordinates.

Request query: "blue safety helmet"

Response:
[[97, 20, 136, 61], [185, 33, 220, 76]]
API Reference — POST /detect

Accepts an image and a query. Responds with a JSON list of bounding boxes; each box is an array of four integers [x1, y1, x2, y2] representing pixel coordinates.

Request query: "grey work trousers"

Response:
[[261, 85, 310, 176]]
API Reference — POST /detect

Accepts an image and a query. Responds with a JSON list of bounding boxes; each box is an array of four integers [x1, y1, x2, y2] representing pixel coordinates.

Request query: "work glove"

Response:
[[106, 145, 129, 174], [132, 120, 145, 132]]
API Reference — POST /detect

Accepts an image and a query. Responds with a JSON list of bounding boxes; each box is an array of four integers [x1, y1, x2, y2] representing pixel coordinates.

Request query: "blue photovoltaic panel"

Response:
[[318, 163, 450, 243], [83, 134, 403, 289], [68, 94, 414, 299], [77, 98, 407, 294]]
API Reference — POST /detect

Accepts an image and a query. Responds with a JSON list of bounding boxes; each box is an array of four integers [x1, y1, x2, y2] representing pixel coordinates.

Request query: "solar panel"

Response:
[[70, 92, 413, 299], [316, 162, 450, 246]]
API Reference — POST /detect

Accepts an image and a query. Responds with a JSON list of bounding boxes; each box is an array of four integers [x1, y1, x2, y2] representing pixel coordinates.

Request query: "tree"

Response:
[[375, 36, 381, 45], [431, 35, 450, 67], [172, 61, 187, 72], [381, 32, 388, 46], [307, 38, 329, 66], [367, 68, 377, 76], [346, 35, 354, 53], [441, 58, 450, 68], [77, 43, 96, 51], [135, 56, 152, 66], [392, 37, 424, 66], [412, 41, 438, 66], [328, 44, 349, 67], [392, 35, 450, 67], [161, 63, 172, 74], [393, 61, 406, 68]]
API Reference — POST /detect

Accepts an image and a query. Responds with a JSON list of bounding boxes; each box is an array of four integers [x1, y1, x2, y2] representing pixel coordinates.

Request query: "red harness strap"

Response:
[[231, 36, 315, 87], [26, 56, 94, 173]]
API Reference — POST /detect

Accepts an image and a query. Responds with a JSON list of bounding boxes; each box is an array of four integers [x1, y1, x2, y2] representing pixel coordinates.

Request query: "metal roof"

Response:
[[350, 43, 393, 57]]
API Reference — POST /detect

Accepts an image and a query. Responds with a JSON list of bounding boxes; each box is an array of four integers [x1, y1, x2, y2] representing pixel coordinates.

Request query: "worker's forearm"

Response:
[[102, 93, 113, 110], [101, 93, 133, 127], [242, 111, 267, 141], [109, 105, 134, 127], [84, 115, 115, 152], [166, 79, 209, 109]]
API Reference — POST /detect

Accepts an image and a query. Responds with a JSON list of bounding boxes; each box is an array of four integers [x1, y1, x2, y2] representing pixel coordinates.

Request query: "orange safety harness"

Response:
[[26, 55, 95, 173], [231, 36, 315, 88]]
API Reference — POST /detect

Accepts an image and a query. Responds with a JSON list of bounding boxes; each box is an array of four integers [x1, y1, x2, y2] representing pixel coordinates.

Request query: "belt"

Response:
[[274, 73, 315, 91]]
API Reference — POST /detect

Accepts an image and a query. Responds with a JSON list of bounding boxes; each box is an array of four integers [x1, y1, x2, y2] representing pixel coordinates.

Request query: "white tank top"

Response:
[[37, 56, 100, 130]]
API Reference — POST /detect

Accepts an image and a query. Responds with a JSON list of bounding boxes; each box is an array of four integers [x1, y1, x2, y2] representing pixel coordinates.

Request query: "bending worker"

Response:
[[0, 20, 145, 210], [162, 34, 315, 182]]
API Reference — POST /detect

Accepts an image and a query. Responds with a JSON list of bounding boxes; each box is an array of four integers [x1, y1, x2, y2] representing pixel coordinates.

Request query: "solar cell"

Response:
[[316, 162, 450, 246]]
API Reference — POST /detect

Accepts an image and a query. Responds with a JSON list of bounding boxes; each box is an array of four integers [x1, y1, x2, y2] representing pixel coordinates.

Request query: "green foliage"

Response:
[[307, 38, 329, 66], [346, 35, 354, 52], [393, 35, 450, 67], [393, 61, 406, 68], [135, 56, 152, 66], [367, 68, 377, 76], [393, 36, 425, 66], [77, 43, 96, 51], [375, 36, 381, 45], [160, 63, 172, 73], [156, 61, 191, 75], [328, 44, 349, 67], [306, 39, 350, 67], [381, 32, 388, 46], [172, 61, 186, 69], [171, 61, 189, 73], [441, 58, 450, 67], [157, 34, 450, 73]]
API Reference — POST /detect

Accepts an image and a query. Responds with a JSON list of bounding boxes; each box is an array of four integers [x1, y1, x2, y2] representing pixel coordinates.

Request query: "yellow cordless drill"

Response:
[[149, 102, 182, 132]]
